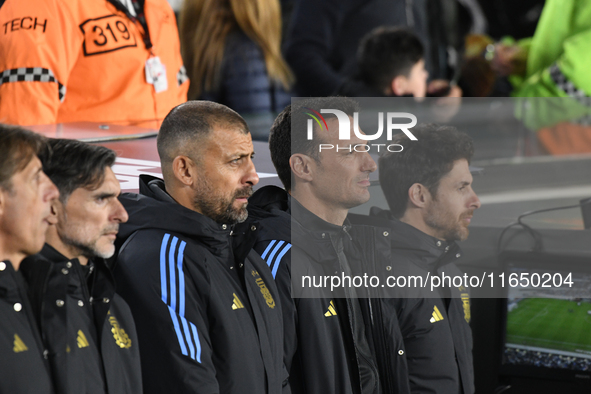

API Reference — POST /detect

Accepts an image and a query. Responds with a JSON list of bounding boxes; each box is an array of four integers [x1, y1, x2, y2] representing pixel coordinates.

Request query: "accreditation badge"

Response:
[[145, 56, 168, 93]]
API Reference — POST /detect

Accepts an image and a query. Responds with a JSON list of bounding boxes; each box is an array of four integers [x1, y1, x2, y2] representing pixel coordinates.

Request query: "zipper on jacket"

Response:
[[367, 230, 395, 394], [371, 297, 394, 394], [339, 229, 381, 394], [355, 341, 381, 394], [342, 225, 353, 241]]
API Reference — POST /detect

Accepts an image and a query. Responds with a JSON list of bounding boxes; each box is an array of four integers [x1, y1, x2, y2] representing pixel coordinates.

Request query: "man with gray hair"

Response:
[[21, 139, 141, 394], [114, 101, 286, 394], [0, 124, 59, 393]]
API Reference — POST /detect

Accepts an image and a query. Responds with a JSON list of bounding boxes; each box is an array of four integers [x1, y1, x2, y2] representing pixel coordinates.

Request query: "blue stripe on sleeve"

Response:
[[175, 239, 193, 359], [167, 305, 188, 356], [168, 236, 179, 311], [272, 243, 291, 279], [190, 322, 202, 363], [177, 241, 187, 315], [160, 234, 171, 304], [160, 235, 200, 362], [180, 315, 195, 360], [266, 240, 285, 268], [261, 240, 277, 260]]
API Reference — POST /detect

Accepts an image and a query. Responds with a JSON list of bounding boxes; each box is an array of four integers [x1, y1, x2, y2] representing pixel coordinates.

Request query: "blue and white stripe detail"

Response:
[[261, 240, 291, 279], [160, 233, 201, 362]]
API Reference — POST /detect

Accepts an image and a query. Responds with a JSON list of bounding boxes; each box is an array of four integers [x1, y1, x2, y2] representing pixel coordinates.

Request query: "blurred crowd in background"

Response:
[[2, 2, 591, 394], [1, 0, 591, 153]]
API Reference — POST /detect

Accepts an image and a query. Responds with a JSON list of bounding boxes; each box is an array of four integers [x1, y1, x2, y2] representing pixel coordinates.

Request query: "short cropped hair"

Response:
[[0, 124, 47, 191], [357, 27, 424, 92], [268, 97, 359, 191], [379, 124, 474, 218], [39, 139, 116, 203], [157, 101, 249, 179]]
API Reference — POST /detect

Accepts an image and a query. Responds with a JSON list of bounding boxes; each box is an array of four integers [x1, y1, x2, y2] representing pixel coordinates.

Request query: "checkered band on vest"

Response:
[[177, 65, 188, 87], [0, 67, 66, 102], [549, 63, 591, 125], [549, 63, 590, 101]]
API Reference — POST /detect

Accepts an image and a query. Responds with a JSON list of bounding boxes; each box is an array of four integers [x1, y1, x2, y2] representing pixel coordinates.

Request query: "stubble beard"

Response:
[[59, 225, 118, 260], [193, 177, 252, 224], [424, 204, 472, 242]]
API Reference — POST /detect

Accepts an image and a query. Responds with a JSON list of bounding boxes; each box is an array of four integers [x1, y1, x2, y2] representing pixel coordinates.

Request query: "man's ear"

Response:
[[290, 154, 315, 183], [172, 155, 198, 187], [391, 75, 409, 96], [47, 199, 60, 225], [407, 183, 431, 208]]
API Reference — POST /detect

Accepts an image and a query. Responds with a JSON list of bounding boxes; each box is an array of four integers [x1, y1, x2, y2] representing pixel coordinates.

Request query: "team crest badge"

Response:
[[251, 270, 275, 309], [109, 312, 132, 349]]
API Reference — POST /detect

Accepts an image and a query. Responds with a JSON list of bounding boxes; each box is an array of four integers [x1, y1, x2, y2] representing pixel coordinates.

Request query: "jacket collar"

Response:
[[40, 243, 107, 282], [39, 243, 81, 265], [118, 175, 233, 255], [0, 259, 20, 294], [249, 185, 290, 215], [291, 197, 351, 235], [371, 208, 462, 271], [290, 198, 355, 266]]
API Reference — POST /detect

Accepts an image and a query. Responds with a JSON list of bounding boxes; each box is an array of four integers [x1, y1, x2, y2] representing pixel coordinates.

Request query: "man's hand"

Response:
[[427, 80, 462, 122], [427, 80, 463, 98], [490, 44, 527, 77]]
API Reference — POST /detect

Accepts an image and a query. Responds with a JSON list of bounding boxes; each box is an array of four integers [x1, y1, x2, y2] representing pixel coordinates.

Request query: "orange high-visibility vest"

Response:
[[0, 0, 188, 126]]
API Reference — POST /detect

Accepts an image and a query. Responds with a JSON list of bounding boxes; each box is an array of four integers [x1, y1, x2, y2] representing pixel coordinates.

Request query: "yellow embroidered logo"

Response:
[[232, 293, 244, 310], [251, 270, 275, 309], [13, 334, 28, 353], [324, 300, 337, 317], [460, 291, 471, 323], [430, 305, 444, 323], [77, 330, 89, 348], [109, 313, 132, 349]]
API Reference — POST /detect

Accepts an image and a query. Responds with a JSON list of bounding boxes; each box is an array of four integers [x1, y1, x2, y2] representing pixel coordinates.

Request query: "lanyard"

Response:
[[106, 0, 153, 50]]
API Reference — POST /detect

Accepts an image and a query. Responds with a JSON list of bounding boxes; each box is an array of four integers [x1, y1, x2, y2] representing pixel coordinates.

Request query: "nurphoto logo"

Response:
[[304, 109, 418, 152]]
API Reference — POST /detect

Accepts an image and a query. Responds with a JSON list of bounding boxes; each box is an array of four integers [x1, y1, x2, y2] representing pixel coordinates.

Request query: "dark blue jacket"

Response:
[[244, 186, 410, 394], [0, 260, 54, 394], [21, 245, 142, 394], [200, 31, 291, 115], [114, 175, 287, 394]]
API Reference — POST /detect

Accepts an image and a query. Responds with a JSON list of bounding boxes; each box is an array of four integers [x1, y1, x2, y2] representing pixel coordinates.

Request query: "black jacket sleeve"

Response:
[[255, 239, 296, 373]]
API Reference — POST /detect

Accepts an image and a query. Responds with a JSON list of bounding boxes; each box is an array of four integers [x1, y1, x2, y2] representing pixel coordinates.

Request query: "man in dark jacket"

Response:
[[0, 124, 59, 393], [364, 124, 481, 394], [244, 97, 409, 394], [336, 27, 429, 98], [20, 139, 142, 394], [284, 0, 452, 97], [114, 101, 286, 394], [336, 26, 462, 117]]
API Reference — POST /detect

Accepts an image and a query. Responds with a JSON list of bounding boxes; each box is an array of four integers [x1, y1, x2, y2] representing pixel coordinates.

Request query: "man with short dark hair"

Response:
[[337, 27, 461, 99], [0, 124, 59, 393], [20, 138, 141, 394], [246, 97, 410, 394], [367, 124, 480, 394], [114, 101, 286, 394], [340, 27, 428, 98]]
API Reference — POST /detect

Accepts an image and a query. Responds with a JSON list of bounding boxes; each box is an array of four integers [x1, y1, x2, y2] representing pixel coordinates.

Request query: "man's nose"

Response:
[[363, 152, 377, 173], [112, 198, 129, 224], [469, 190, 481, 210], [244, 159, 259, 186], [42, 172, 59, 202]]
